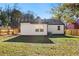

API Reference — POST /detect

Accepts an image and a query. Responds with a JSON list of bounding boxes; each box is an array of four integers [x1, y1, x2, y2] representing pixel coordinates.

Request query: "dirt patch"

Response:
[[4, 35, 53, 43]]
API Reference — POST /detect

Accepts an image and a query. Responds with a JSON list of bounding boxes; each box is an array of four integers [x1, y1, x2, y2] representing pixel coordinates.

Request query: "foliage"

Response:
[[10, 8, 22, 28], [11, 9, 22, 20], [0, 12, 9, 26], [23, 11, 35, 22], [51, 3, 79, 23], [0, 4, 40, 27]]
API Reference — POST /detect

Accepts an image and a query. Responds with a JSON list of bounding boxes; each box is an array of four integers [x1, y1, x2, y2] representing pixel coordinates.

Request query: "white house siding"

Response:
[[20, 23, 47, 35], [48, 25, 64, 34]]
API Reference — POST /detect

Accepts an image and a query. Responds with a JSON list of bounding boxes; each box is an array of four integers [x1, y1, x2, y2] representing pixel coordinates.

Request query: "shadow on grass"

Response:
[[4, 35, 53, 43]]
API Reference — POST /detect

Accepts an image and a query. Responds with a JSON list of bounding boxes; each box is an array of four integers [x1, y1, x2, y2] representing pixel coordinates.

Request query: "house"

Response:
[[48, 19, 65, 35], [20, 19, 65, 35], [20, 23, 47, 35], [66, 19, 79, 29], [75, 19, 79, 29], [66, 23, 75, 29]]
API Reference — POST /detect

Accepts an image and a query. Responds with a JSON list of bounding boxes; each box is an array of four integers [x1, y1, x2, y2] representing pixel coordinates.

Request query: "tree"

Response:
[[0, 11, 8, 27], [51, 3, 79, 23], [10, 8, 22, 28], [5, 5, 11, 26], [23, 11, 35, 23], [11, 9, 22, 21], [51, 4, 63, 20]]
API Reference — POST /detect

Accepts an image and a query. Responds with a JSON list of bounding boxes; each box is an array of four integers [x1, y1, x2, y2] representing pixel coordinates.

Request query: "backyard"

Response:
[[0, 35, 79, 56]]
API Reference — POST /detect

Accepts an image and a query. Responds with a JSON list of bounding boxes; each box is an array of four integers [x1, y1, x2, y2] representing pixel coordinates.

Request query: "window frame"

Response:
[[40, 29, 44, 32], [58, 26, 60, 30], [35, 29, 39, 32]]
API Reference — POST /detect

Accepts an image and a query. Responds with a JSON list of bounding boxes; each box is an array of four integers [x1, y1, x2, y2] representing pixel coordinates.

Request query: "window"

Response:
[[58, 26, 60, 30], [35, 28, 44, 32], [35, 29, 39, 32], [40, 29, 44, 32]]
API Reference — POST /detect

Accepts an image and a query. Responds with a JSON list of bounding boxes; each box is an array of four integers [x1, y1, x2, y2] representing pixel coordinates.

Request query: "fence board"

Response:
[[65, 29, 79, 36], [0, 28, 19, 35]]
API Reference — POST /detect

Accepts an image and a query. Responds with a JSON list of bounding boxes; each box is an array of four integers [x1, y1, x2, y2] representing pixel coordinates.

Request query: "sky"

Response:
[[0, 3, 59, 19]]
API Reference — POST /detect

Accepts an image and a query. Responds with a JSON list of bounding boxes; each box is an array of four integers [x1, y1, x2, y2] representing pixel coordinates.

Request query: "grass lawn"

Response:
[[0, 35, 79, 56]]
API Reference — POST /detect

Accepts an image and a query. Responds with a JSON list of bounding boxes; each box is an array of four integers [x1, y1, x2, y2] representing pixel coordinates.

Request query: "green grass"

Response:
[[0, 35, 79, 56], [49, 36, 79, 45]]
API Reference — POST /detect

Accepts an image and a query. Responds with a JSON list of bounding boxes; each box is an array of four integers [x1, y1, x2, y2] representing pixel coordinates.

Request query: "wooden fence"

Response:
[[1, 28, 79, 36], [65, 29, 79, 36], [0, 28, 20, 35]]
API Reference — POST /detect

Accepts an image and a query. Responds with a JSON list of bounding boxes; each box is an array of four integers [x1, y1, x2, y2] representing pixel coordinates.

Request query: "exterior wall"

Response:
[[20, 23, 47, 35], [48, 25, 64, 34]]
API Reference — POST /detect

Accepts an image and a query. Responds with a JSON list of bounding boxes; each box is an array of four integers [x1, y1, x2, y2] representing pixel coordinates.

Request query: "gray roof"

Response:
[[48, 19, 64, 25], [20, 19, 64, 25]]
